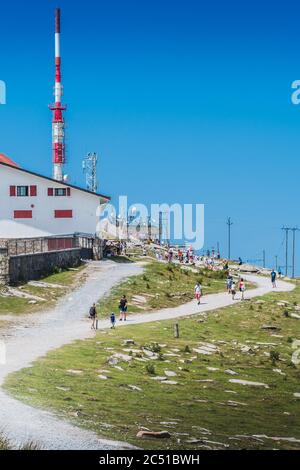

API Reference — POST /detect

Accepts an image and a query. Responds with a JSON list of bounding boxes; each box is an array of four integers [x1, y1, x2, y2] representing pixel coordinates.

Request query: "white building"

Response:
[[0, 154, 110, 239]]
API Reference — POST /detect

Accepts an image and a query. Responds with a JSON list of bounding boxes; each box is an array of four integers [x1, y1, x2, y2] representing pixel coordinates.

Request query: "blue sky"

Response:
[[0, 0, 300, 273]]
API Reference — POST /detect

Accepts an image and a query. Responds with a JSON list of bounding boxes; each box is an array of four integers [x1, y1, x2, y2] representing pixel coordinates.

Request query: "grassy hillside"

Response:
[[97, 261, 227, 318], [4, 273, 300, 450]]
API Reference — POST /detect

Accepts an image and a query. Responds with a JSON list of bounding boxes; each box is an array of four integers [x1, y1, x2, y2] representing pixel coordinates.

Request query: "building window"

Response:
[[55, 188, 67, 196], [17, 186, 29, 197], [14, 210, 32, 219], [54, 210, 73, 218], [48, 188, 71, 196]]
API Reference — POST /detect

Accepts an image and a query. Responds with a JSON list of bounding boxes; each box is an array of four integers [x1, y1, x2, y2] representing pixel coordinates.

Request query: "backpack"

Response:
[[89, 306, 95, 318]]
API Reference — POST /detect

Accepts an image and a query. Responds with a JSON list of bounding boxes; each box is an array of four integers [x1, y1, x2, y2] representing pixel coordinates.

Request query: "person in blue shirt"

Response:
[[110, 312, 116, 329], [271, 269, 277, 288]]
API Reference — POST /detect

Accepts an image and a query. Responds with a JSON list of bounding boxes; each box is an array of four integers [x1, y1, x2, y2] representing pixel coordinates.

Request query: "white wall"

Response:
[[0, 164, 107, 238]]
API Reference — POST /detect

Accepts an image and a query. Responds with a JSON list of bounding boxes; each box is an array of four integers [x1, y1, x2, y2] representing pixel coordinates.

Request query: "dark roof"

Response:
[[0, 161, 111, 201]]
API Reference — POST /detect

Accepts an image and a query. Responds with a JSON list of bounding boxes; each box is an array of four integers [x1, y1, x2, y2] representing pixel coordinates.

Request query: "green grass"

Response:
[[97, 261, 227, 318], [4, 273, 300, 450], [0, 433, 40, 450], [0, 264, 86, 316]]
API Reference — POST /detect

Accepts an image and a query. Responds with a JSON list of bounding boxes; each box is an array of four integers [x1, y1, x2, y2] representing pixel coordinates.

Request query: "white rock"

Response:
[[98, 375, 108, 380], [66, 369, 83, 375], [193, 348, 213, 355], [290, 313, 300, 320], [293, 393, 300, 398], [225, 369, 238, 376], [229, 379, 269, 389], [128, 385, 142, 391], [207, 367, 219, 372], [164, 370, 177, 377], [113, 353, 132, 362], [273, 368, 285, 376], [162, 380, 178, 385]]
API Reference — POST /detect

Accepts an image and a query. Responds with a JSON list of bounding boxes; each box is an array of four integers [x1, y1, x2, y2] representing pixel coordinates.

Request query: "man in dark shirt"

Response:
[[89, 303, 98, 330], [119, 295, 128, 321]]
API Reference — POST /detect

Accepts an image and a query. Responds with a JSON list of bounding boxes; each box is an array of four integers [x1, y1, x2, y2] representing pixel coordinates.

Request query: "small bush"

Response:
[[283, 310, 290, 318], [184, 345, 191, 353], [144, 342, 161, 353], [146, 363, 156, 375], [270, 350, 280, 364]]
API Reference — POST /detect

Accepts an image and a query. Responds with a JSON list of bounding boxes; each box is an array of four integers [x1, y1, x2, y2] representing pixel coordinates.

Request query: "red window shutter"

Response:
[[30, 185, 37, 196], [10, 185, 16, 196], [54, 210, 73, 218], [14, 210, 32, 219], [48, 188, 54, 196], [67, 188, 71, 196]]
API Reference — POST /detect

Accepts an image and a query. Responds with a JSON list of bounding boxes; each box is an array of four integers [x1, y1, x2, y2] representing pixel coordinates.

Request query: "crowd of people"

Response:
[[90, 244, 281, 330]]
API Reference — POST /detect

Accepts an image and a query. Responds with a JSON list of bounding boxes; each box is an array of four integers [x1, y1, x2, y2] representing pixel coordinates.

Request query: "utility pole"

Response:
[[291, 228, 300, 279], [275, 255, 278, 271], [282, 226, 290, 277], [263, 249, 266, 268], [226, 217, 233, 260], [147, 216, 152, 240], [159, 212, 163, 244]]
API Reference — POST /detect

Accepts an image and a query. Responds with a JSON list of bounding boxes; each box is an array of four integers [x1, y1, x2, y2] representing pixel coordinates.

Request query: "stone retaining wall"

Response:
[[9, 248, 82, 285]]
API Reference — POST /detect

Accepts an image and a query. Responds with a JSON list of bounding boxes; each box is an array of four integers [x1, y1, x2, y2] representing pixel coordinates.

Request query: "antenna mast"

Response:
[[82, 152, 98, 193]]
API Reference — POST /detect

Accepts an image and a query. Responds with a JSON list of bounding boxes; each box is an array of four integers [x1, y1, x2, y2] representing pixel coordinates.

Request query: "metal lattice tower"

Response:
[[82, 152, 98, 193]]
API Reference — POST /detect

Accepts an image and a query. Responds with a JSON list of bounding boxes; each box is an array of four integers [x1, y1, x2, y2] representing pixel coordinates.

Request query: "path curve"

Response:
[[0, 262, 294, 449]]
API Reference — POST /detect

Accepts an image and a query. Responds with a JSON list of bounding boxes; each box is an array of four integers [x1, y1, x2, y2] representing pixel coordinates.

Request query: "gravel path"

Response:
[[0, 261, 294, 449]]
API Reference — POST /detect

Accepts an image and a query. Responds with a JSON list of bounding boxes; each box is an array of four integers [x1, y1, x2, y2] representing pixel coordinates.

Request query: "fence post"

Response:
[[174, 323, 180, 338]]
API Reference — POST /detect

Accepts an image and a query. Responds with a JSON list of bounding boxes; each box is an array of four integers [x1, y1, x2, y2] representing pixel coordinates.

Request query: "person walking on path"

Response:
[[119, 295, 128, 321], [231, 281, 236, 300], [239, 278, 246, 300], [194, 282, 202, 305], [89, 303, 98, 330], [226, 275, 233, 294], [110, 312, 116, 329], [271, 269, 277, 288]]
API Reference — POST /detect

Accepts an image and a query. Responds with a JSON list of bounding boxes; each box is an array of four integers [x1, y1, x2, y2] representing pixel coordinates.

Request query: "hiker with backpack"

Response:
[[119, 295, 128, 321], [89, 303, 98, 330], [231, 281, 237, 300]]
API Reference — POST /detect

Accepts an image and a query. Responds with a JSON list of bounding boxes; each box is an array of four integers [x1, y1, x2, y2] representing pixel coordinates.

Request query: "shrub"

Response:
[[144, 342, 161, 353], [146, 363, 156, 375], [184, 345, 191, 353], [270, 350, 280, 364], [283, 310, 290, 318]]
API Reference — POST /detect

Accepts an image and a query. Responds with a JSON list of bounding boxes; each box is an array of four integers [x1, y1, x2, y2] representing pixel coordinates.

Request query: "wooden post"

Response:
[[174, 323, 179, 338]]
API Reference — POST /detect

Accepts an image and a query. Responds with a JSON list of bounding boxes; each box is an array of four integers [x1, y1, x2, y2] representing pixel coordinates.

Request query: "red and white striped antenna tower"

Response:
[[49, 8, 67, 181]]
